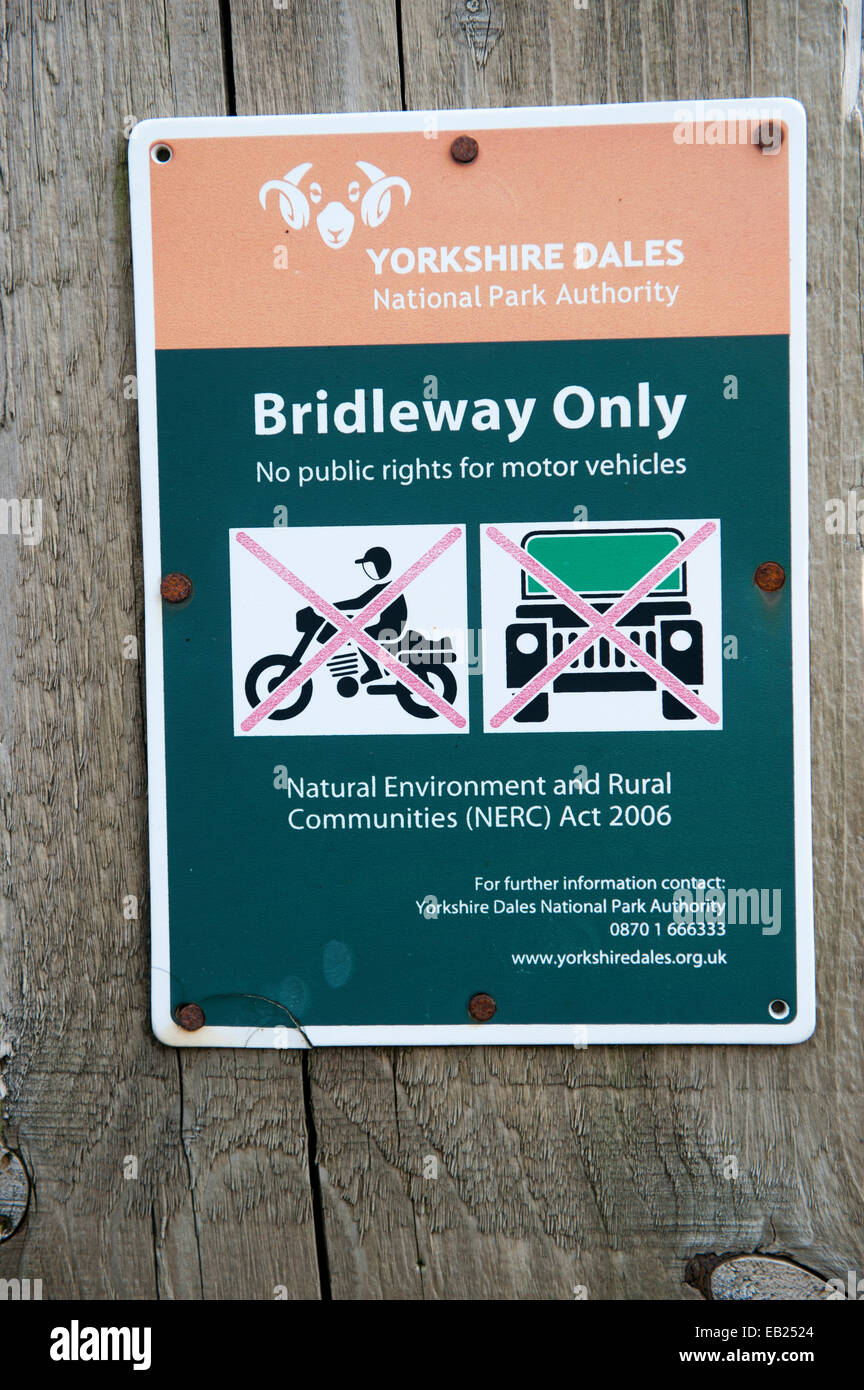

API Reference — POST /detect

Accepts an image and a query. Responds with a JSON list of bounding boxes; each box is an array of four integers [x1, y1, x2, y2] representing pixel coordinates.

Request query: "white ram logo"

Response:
[[259, 161, 411, 249]]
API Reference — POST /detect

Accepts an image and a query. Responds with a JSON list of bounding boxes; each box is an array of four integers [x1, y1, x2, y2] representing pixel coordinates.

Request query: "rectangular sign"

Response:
[[129, 100, 813, 1046]]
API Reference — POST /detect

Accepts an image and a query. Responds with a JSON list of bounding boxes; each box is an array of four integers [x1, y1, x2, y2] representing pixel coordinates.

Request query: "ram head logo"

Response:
[[259, 160, 411, 249]]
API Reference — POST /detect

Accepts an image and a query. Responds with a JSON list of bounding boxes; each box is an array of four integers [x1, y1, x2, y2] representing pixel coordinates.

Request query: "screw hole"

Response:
[[151, 143, 173, 164], [768, 998, 790, 1020]]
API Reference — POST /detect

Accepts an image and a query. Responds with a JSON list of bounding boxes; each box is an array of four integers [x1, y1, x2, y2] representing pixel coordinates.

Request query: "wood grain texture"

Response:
[[0, 0, 319, 1300], [0, 0, 861, 1302], [229, 0, 402, 115]]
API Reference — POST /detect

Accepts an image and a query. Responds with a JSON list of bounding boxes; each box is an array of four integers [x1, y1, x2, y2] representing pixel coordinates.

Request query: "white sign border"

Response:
[[128, 98, 813, 1047]]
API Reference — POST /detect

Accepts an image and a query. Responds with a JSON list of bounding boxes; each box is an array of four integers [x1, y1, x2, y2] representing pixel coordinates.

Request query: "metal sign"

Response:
[[129, 100, 812, 1046]]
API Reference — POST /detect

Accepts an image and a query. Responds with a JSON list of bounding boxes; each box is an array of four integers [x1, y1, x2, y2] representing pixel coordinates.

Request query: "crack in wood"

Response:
[[302, 1055, 332, 1301]]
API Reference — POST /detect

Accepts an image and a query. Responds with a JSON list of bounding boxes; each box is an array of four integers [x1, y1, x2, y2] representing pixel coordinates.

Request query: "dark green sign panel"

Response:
[[130, 104, 812, 1045]]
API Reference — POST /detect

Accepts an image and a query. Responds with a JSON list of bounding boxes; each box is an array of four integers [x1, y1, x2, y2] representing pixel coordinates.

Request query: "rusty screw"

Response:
[[175, 1002, 205, 1031], [160, 572, 193, 603], [753, 120, 783, 154], [467, 992, 497, 1022], [451, 135, 479, 164], [754, 561, 786, 592]]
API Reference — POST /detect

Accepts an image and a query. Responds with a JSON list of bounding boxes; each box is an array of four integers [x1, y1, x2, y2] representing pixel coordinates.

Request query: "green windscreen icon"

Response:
[[524, 529, 683, 596]]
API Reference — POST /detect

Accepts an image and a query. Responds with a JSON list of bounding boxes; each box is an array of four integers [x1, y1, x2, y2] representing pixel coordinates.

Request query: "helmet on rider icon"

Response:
[[356, 546, 391, 579]]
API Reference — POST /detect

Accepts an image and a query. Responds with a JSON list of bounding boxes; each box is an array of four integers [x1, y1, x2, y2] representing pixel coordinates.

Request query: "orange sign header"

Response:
[[147, 121, 790, 350]]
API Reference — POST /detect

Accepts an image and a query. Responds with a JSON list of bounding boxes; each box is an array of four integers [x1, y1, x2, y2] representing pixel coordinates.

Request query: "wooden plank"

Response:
[[301, 0, 864, 1300], [0, 0, 318, 1300], [229, 0, 402, 115], [190, 0, 404, 1302], [223, 0, 426, 1302]]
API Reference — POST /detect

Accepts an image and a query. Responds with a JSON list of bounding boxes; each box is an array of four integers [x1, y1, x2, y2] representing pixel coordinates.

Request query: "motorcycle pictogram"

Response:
[[244, 544, 458, 722]]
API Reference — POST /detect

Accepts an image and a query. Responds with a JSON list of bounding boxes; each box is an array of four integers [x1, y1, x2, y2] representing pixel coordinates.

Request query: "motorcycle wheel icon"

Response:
[[391, 657, 457, 719], [245, 653, 314, 721]]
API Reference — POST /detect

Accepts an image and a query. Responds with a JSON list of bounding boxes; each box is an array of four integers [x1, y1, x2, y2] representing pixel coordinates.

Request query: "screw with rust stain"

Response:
[[175, 1003, 205, 1031], [160, 572, 193, 603], [467, 992, 497, 1021], [753, 120, 783, 154], [754, 561, 786, 592], [451, 135, 479, 164]]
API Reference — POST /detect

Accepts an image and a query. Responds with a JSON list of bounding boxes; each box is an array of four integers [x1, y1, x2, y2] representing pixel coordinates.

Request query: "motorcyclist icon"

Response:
[[322, 546, 407, 686], [244, 543, 458, 722]]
